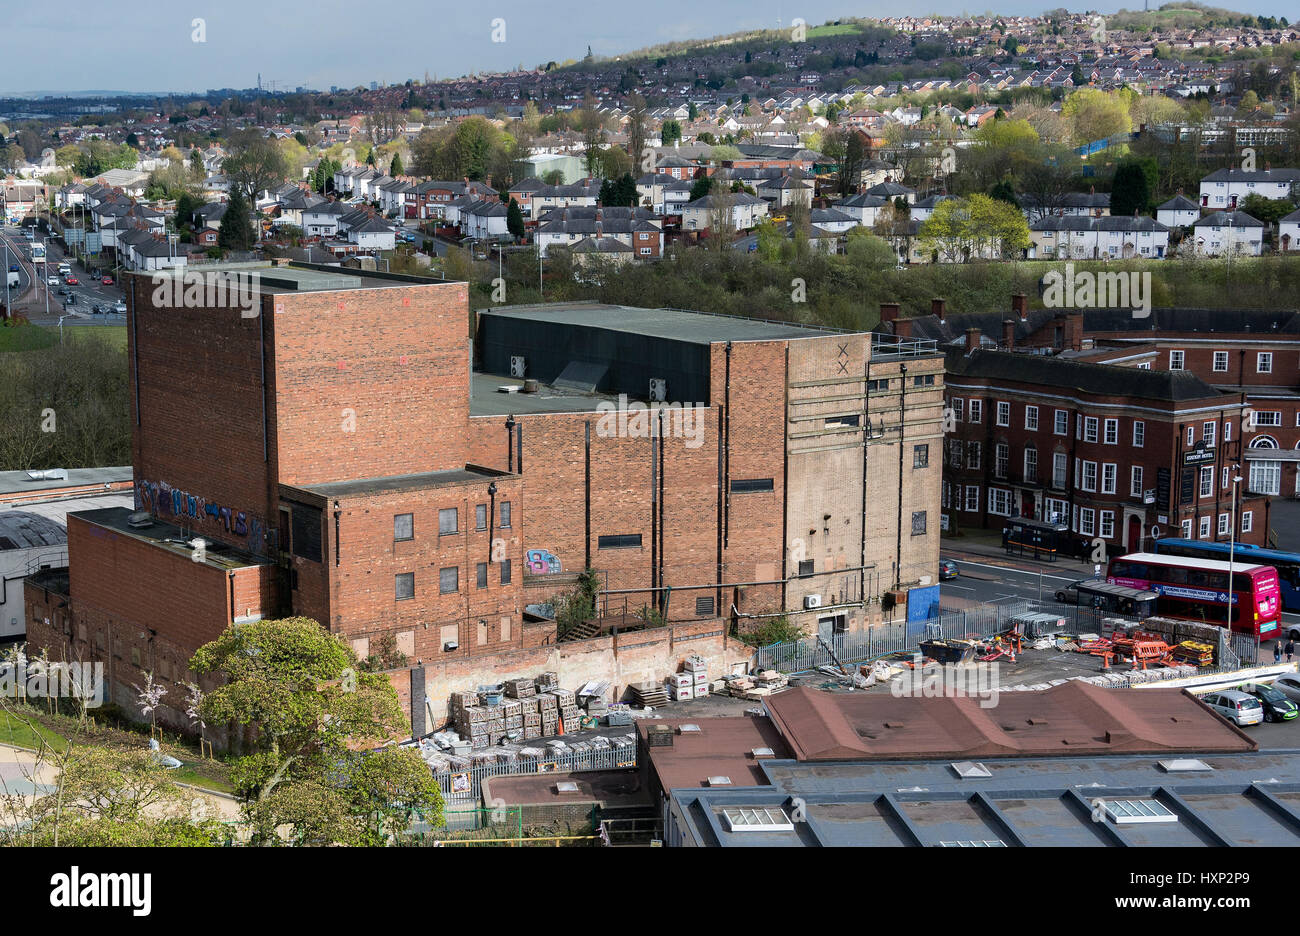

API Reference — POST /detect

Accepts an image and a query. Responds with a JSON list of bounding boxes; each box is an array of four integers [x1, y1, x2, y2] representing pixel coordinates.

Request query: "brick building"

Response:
[[879, 298, 1275, 554], [25, 268, 943, 725]]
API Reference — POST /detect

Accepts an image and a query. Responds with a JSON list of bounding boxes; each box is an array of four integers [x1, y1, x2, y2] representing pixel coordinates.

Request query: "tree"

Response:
[[218, 190, 256, 251], [660, 120, 682, 147], [506, 196, 525, 238], [689, 174, 714, 202], [389, 151, 404, 176], [1062, 88, 1132, 146], [191, 617, 444, 846], [1111, 159, 1152, 216], [223, 129, 289, 203], [626, 92, 649, 173], [836, 128, 867, 198]]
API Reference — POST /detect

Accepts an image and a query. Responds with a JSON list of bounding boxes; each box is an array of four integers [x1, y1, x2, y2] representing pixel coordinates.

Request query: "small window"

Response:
[[438, 508, 458, 535], [475, 504, 488, 531], [439, 567, 459, 594], [394, 513, 414, 542], [911, 511, 927, 535], [476, 562, 488, 589], [731, 478, 775, 493], [1258, 352, 1273, 374], [913, 444, 929, 468], [825, 414, 860, 429], [395, 572, 415, 600], [598, 534, 642, 549], [912, 374, 935, 387], [995, 401, 1010, 426], [1170, 350, 1185, 370], [499, 501, 512, 528], [1213, 351, 1229, 372], [501, 558, 512, 584]]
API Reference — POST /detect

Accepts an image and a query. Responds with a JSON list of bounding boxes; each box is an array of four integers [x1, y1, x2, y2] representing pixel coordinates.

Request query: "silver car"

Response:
[[1200, 689, 1264, 727], [1270, 674, 1300, 705]]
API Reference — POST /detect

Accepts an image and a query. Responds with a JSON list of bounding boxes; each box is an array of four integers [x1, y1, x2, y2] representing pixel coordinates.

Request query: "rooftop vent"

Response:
[[1158, 758, 1213, 773], [555, 781, 580, 794], [939, 840, 1006, 847], [678, 724, 701, 734], [126, 512, 154, 528], [24, 469, 67, 482], [751, 747, 775, 758], [950, 761, 992, 779], [1102, 799, 1178, 825], [706, 776, 732, 786]]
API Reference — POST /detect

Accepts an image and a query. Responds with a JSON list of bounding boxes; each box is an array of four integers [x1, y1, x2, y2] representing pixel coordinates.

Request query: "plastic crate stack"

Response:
[[684, 655, 709, 697]]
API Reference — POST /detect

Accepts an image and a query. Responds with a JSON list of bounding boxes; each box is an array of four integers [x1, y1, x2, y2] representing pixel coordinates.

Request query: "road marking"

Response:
[[943, 584, 975, 592], [952, 558, 1078, 583]]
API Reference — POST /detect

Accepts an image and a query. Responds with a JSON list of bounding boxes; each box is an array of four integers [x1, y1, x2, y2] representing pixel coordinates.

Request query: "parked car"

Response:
[[939, 559, 958, 581], [113, 301, 127, 314], [1270, 674, 1300, 705], [90, 304, 103, 315], [1242, 683, 1298, 722], [1200, 690, 1264, 727]]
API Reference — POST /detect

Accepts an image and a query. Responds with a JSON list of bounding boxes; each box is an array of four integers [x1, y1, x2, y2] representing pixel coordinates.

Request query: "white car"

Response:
[[48, 276, 59, 286], [1200, 689, 1264, 727], [1271, 674, 1300, 705], [112, 301, 127, 314]]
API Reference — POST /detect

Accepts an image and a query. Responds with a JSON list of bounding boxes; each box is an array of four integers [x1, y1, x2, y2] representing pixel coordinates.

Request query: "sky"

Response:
[[2, 0, 1294, 95]]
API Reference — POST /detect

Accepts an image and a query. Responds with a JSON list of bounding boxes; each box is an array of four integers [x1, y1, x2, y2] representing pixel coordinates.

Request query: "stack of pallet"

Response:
[[501, 698, 523, 738], [629, 681, 669, 707], [504, 678, 536, 699], [1172, 640, 1215, 667], [518, 695, 542, 739], [535, 672, 559, 692], [549, 687, 581, 731], [537, 691, 559, 735]]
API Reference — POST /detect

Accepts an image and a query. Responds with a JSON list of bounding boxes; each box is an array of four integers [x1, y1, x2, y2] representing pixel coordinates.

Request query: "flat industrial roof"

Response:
[[69, 506, 267, 571], [0, 467, 132, 498], [478, 302, 845, 345], [638, 715, 795, 792], [135, 262, 454, 295], [469, 372, 622, 418], [288, 466, 506, 500]]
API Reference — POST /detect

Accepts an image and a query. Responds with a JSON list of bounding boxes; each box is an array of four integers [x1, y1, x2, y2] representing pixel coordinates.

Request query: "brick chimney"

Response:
[[894, 318, 913, 339], [1003, 319, 1016, 350], [965, 327, 980, 354], [1012, 293, 1027, 320], [879, 302, 900, 324], [1066, 312, 1084, 351], [931, 297, 946, 320]]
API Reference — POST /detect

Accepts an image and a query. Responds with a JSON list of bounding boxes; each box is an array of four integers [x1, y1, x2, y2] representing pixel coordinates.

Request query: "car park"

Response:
[[1200, 690, 1264, 727], [1242, 683, 1298, 722], [113, 301, 127, 314], [939, 559, 958, 580], [1270, 674, 1300, 705]]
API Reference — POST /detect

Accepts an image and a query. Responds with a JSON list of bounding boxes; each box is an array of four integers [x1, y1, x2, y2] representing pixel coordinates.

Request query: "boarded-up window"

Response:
[[288, 501, 323, 562], [477, 619, 489, 645], [396, 630, 415, 658], [500, 616, 511, 642], [352, 637, 370, 660], [439, 624, 458, 649]]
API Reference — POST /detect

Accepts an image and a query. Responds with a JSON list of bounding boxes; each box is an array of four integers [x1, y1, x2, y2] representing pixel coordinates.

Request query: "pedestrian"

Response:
[[1275, 640, 1282, 664], [1287, 639, 1295, 663]]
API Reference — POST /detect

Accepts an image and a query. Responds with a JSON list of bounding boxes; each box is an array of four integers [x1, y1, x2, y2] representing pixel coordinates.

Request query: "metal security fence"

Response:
[[752, 601, 1034, 674], [426, 738, 639, 808]]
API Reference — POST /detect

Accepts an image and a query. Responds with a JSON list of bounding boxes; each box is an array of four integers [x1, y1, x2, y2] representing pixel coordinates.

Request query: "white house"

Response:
[[681, 193, 769, 232], [833, 193, 889, 227], [808, 207, 857, 234], [460, 200, 510, 240], [1155, 193, 1200, 228], [301, 201, 348, 238], [1280, 207, 1300, 253], [1190, 210, 1265, 256], [344, 215, 396, 251], [1028, 216, 1171, 260], [1198, 168, 1300, 210]]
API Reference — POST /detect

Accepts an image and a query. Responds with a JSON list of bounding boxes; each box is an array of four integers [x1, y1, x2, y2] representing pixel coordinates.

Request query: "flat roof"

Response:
[[134, 261, 455, 295], [478, 302, 845, 345], [0, 467, 132, 498], [287, 466, 506, 500], [639, 715, 795, 792], [470, 372, 623, 418], [69, 506, 267, 571]]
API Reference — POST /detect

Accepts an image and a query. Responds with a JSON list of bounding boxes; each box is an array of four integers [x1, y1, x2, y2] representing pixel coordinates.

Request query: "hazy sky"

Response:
[[3, 0, 1294, 95]]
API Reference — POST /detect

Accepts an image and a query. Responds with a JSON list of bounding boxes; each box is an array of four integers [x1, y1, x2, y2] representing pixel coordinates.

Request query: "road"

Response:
[[0, 224, 126, 326]]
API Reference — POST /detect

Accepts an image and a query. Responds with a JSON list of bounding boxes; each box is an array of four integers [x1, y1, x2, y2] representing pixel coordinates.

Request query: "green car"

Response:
[[1245, 683, 1299, 722]]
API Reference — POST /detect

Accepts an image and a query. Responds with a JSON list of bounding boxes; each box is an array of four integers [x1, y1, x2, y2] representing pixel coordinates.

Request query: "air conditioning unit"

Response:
[[803, 595, 822, 610], [510, 356, 526, 378], [649, 378, 667, 402]]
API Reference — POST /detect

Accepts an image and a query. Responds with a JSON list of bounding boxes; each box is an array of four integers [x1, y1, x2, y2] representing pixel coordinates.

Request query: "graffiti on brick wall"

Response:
[[525, 548, 562, 574], [135, 480, 265, 553]]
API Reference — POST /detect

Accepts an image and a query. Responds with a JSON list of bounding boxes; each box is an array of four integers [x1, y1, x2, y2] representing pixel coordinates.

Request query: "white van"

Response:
[[57, 262, 71, 276], [1201, 690, 1264, 727]]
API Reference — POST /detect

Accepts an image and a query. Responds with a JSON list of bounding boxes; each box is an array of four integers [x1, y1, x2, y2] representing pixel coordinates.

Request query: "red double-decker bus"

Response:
[[1106, 552, 1280, 638]]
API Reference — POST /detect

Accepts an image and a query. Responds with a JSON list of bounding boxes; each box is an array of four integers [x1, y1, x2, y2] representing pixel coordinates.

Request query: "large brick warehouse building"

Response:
[[24, 263, 943, 725]]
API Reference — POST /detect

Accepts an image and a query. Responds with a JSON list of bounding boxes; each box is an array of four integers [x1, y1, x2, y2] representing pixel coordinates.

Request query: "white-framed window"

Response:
[[1054, 410, 1068, 435], [1102, 463, 1117, 494], [1131, 465, 1144, 497], [1025, 405, 1039, 431], [969, 399, 982, 423], [1218, 513, 1229, 535], [1078, 507, 1096, 536], [1133, 420, 1145, 447], [1181, 518, 1194, 538], [1222, 466, 1229, 489], [964, 485, 979, 512], [1250, 460, 1281, 495], [1100, 511, 1115, 539], [1083, 417, 1098, 443], [951, 398, 964, 422], [1258, 352, 1273, 374], [948, 439, 964, 468], [1052, 452, 1068, 488], [988, 487, 1012, 517], [1170, 350, 1185, 370], [1199, 466, 1213, 498], [996, 401, 1010, 427], [1224, 419, 1232, 442], [1103, 419, 1118, 444], [1242, 511, 1253, 533], [1203, 421, 1216, 446], [967, 441, 981, 470], [1082, 461, 1098, 492], [995, 442, 1009, 478], [1045, 498, 1069, 525], [1024, 446, 1038, 482], [1186, 425, 1195, 445], [1137, 362, 1152, 369], [1199, 516, 1211, 539], [1213, 351, 1229, 372], [1255, 411, 1282, 427]]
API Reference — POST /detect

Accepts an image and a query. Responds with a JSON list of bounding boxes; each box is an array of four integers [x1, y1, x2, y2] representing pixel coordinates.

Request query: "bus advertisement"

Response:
[[1152, 538, 1300, 615], [1107, 552, 1280, 638]]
